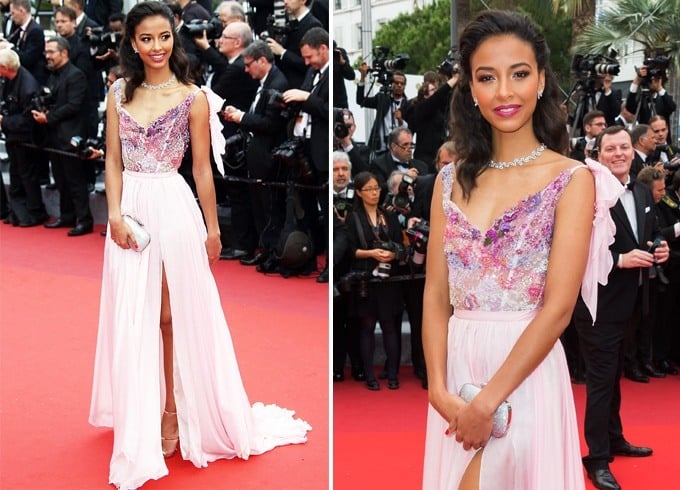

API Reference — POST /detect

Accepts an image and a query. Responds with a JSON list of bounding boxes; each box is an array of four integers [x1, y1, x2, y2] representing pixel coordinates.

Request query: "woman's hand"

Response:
[[372, 248, 395, 262], [430, 389, 465, 437], [454, 397, 494, 451], [108, 216, 135, 250], [205, 234, 222, 265]]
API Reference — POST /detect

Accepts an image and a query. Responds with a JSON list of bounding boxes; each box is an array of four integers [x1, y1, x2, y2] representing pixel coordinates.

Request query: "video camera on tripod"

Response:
[[635, 56, 671, 88], [369, 46, 409, 93], [260, 0, 293, 45]]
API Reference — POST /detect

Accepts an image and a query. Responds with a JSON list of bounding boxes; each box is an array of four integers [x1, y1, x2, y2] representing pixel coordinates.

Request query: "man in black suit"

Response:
[[264, 0, 322, 89], [625, 65, 676, 131], [574, 126, 670, 490], [648, 115, 680, 169], [195, 21, 259, 261], [222, 40, 290, 271], [65, 0, 101, 38], [33, 37, 93, 236], [84, 0, 122, 28], [282, 26, 329, 281], [7, 0, 47, 84], [593, 74, 622, 128], [370, 127, 430, 192], [334, 108, 369, 176], [630, 124, 656, 178]]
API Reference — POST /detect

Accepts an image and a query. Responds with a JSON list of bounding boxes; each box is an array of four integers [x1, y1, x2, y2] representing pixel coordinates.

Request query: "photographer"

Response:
[[332, 151, 363, 382], [0, 48, 47, 226], [625, 61, 676, 129], [333, 107, 369, 175], [175, 0, 212, 84], [222, 40, 290, 272], [356, 62, 410, 154], [332, 40, 353, 109], [89, 13, 125, 74], [33, 37, 93, 236], [631, 124, 657, 177], [215, 1, 245, 27], [569, 110, 606, 162], [264, 0, 322, 89], [649, 115, 680, 173], [345, 171, 406, 391], [64, 0, 100, 39], [370, 127, 429, 192]]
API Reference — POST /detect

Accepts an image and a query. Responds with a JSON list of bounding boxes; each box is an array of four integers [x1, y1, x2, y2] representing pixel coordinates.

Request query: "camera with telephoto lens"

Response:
[[265, 89, 298, 119], [271, 137, 314, 181], [333, 108, 351, 139], [438, 49, 460, 79], [333, 185, 354, 218], [31, 87, 54, 113], [337, 270, 370, 298], [70, 135, 104, 158], [85, 27, 123, 57], [181, 16, 223, 40], [382, 173, 414, 215], [571, 51, 620, 90], [223, 129, 250, 168], [406, 219, 430, 267], [370, 46, 409, 92], [635, 56, 671, 88], [260, 0, 292, 45]]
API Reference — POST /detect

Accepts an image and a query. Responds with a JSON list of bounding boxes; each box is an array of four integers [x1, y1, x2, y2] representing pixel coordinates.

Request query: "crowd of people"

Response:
[[0, 0, 330, 281]]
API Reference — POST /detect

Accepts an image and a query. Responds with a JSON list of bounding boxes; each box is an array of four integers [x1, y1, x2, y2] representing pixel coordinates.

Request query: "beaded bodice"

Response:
[[440, 163, 574, 311], [114, 79, 195, 173]]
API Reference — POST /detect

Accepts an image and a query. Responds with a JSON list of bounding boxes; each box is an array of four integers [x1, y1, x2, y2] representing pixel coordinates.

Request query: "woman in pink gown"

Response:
[[88, 3, 310, 489], [422, 10, 620, 489]]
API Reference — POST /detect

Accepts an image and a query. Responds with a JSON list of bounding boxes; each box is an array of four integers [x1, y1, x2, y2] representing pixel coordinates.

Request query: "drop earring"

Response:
[[537, 89, 543, 100], [473, 97, 478, 107]]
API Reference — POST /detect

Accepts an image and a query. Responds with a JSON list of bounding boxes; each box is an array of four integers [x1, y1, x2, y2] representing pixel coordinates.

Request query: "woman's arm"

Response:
[[104, 86, 135, 249], [423, 173, 462, 425], [454, 166, 595, 450], [190, 90, 221, 264]]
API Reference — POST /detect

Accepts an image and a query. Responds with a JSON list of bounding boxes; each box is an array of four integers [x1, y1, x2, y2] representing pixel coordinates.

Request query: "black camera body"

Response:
[[438, 49, 460, 79], [370, 46, 409, 92], [261, 0, 293, 45], [383, 173, 414, 215], [70, 135, 104, 158], [406, 219, 430, 267], [266, 89, 298, 119], [636, 55, 671, 88], [223, 130, 250, 168], [31, 87, 54, 113], [181, 16, 223, 40], [333, 108, 351, 139], [333, 185, 354, 218], [338, 270, 371, 298], [86, 27, 123, 57], [571, 51, 620, 92], [272, 136, 314, 181]]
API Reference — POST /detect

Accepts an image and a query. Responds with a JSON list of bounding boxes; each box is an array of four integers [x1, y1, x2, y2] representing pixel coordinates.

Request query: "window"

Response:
[[335, 0, 342, 9]]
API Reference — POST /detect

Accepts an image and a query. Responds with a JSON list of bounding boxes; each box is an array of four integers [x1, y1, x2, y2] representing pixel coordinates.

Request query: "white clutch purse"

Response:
[[122, 214, 150, 252], [459, 383, 512, 438]]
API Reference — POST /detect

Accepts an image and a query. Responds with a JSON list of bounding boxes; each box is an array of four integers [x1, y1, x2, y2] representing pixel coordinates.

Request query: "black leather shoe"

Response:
[[44, 218, 76, 229], [256, 256, 278, 273], [640, 363, 666, 378], [624, 368, 649, 383], [611, 441, 653, 457], [365, 379, 380, 391], [316, 266, 329, 283], [387, 379, 400, 390], [67, 223, 93, 236], [100, 230, 107, 237], [333, 370, 344, 382], [240, 251, 267, 266], [220, 248, 251, 260], [18, 213, 49, 227], [351, 368, 365, 382], [658, 359, 679, 375], [586, 469, 620, 490]]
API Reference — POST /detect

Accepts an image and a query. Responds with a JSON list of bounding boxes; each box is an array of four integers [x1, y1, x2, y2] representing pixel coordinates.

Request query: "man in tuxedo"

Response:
[[625, 65, 676, 130], [195, 21, 259, 261], [7, 0, 47, 84], [33, 37, 93, 236], [569, 110, 606, 162], [282, 26, 329, 281], [593, 74, 622, 127], [65, 0, 101, 38], [222, 40, 290, 271], [649, 115, 680, 168], [370, 127, 430, 192], [574, 126, 670, 490], [264, 0, 322, 89], [630, 124, 656, 178], [356, 64, 410, 155]]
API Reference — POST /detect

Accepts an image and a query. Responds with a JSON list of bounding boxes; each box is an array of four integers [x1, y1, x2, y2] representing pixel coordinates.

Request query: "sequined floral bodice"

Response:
[[114, 79, 195, 173], [441, 164, 573, 311]]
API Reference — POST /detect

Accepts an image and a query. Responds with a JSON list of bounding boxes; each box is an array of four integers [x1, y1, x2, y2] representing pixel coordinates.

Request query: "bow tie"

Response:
[[624, 180, 635, 191]]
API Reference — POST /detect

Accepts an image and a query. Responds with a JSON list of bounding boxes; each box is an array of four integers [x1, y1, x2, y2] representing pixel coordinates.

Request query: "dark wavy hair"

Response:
[[118, 1, 191, 102], [451, 10, 568, 199], [352, 171, 379, 212]]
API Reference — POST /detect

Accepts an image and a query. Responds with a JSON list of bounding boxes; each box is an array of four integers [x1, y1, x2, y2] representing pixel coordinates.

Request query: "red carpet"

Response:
[[334, 368, 680, 489], [0, 224, 328, 489]]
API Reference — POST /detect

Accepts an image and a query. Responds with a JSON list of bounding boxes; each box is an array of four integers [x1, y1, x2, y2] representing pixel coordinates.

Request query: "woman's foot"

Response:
[[161, 410, 179, 458]]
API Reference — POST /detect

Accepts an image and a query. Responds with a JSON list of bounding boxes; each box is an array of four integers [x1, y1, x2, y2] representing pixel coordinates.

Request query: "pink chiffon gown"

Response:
[[89, 79, 311, 490], [422, 163, 586, 489]]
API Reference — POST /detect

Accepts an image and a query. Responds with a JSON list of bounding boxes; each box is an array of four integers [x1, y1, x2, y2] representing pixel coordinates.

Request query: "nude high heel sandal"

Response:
[[161, 410, 179, 458]]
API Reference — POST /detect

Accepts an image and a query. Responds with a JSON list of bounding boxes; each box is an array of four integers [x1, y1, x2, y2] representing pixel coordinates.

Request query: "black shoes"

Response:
[[640, 363, 666, 378], [365, 379, 380, 391], [240, 251, 267, 266], [350, 368, 365, 382], [316, 266, 329, 283], [256, 255, 278, 273], [657, 359, 679, 375], [387, 379, 399, 390], [220, 248, 251, 260], [623, 367, 649, 383], [67, 223, 94, 236], [333, 370, 344, 382], [586, 468, 620, 490], [611, 441, 653, 457], [44, 218, 76, 229]]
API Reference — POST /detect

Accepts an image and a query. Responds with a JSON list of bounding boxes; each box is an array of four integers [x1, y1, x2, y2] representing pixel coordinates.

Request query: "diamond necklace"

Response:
[[488, 143, 546, 169], [141, 74, 176, 90]]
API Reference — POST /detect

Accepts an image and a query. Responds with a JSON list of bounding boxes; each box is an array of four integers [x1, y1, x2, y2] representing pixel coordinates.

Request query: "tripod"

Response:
[[631, 87, 657, 126], [564, 79, 599, 140]]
